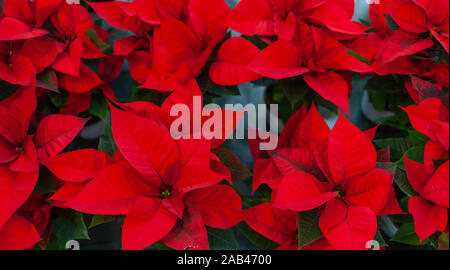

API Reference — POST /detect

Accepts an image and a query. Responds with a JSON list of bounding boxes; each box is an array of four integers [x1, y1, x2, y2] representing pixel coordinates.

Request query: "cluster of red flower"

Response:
[[0, 0, 448, 250]]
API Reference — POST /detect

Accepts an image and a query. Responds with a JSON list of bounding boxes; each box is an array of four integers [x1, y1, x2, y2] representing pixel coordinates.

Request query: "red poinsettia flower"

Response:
[[387, 0, 449, 53], [347, 0, 448, 76], [404, 142, 449, 241], [249, 105, 401, 249], [90, 0, 230, 92], [223, 0, 363, 39], [0, 80, 88, 231], [62, 82, 243, 250]]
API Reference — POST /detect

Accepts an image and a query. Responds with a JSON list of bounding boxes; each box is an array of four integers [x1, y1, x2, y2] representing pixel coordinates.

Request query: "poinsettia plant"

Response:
[[0, 0, 448, 250]]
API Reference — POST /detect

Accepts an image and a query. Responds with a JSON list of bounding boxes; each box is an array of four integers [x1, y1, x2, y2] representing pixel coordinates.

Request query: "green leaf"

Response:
[[213, 148, 252, 181], [404, 146, 425, 163], [394, 169, 419, 197], [298, 209, 323, 249], [48, 91, 69, 108], [348, 49, 371, 65], [130, 81, 166, 105], [37, 69, 59, 93], [384, 14, 400, 31], [433, 159, 448, 169], [374, 231, 388, 247], [88, 90, 109, 121], [0, 80, 20, 101], [207, 227, 239, 250], [46, 209, 90, 250], [242, 35, 268, 50], [374, 138, 414, 160], [408, 130, 429, 147], [85, 29, 110, 52], [396, 146, 425, 170], [33, 166, 56, 194], [152, 241, 173, 250], [237, 222, 278, 250], [391, 223, 421, 246], [89, 215, 123, 229], [208, 83, 240, 97], [279, 80, 309, 110], [370, 91, 387, 112], [98, 123, 117, 157], [366, 75, 403, 94]]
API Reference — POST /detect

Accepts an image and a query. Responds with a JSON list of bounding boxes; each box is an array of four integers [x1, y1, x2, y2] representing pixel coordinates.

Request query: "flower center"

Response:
[[334, 185, 345, 198], [14, 143, 24, 154], [160, 185, 172, 199]]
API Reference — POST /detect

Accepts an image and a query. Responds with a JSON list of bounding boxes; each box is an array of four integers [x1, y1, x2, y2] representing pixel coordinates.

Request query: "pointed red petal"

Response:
[[184, 185, 242, 229], [58, 63, 103, 93], [42, 149, 113, 183], [162, 206, 209, 250], [248, 41, 309, 79], [345, 169, 393, 213], [17, 39, 65, 74], [35, 115, 88, 161], [2, 0, 34, 25], [404, 155, 428, 194], [122, 196, 177, 250], [320, 199, 377, 250], [409, 196, 448, 242], [327, 114, 377, 185], [388, 3, 428, 33], [305, 1, 363, 35], [0, 214, 40, 250], [0, 17, 47, 40], [67, 163, 153, 215], [244, 202, 297, 246], [0, 55, 34, 86], [210, 37, 262, 85], [111, 105, 180, 185], [222, 0, 274, 36], [422, 161, 449, 208], [0, 166, 38, 228], [304, 72, 350, 114], [274, 171, 336, 211], [52, 38, 82, 77], [88, 1, 147, 34]]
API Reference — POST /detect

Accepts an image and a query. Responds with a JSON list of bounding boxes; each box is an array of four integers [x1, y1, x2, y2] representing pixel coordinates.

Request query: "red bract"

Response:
[[0, 193, 52, 251], [42, 149, 115, 207], [403, 98, 449, 151], [388, 0, 449, 53], [404, 146, 449, 241], [244, 202, 298, 249], [0, 214, 41, 250]]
